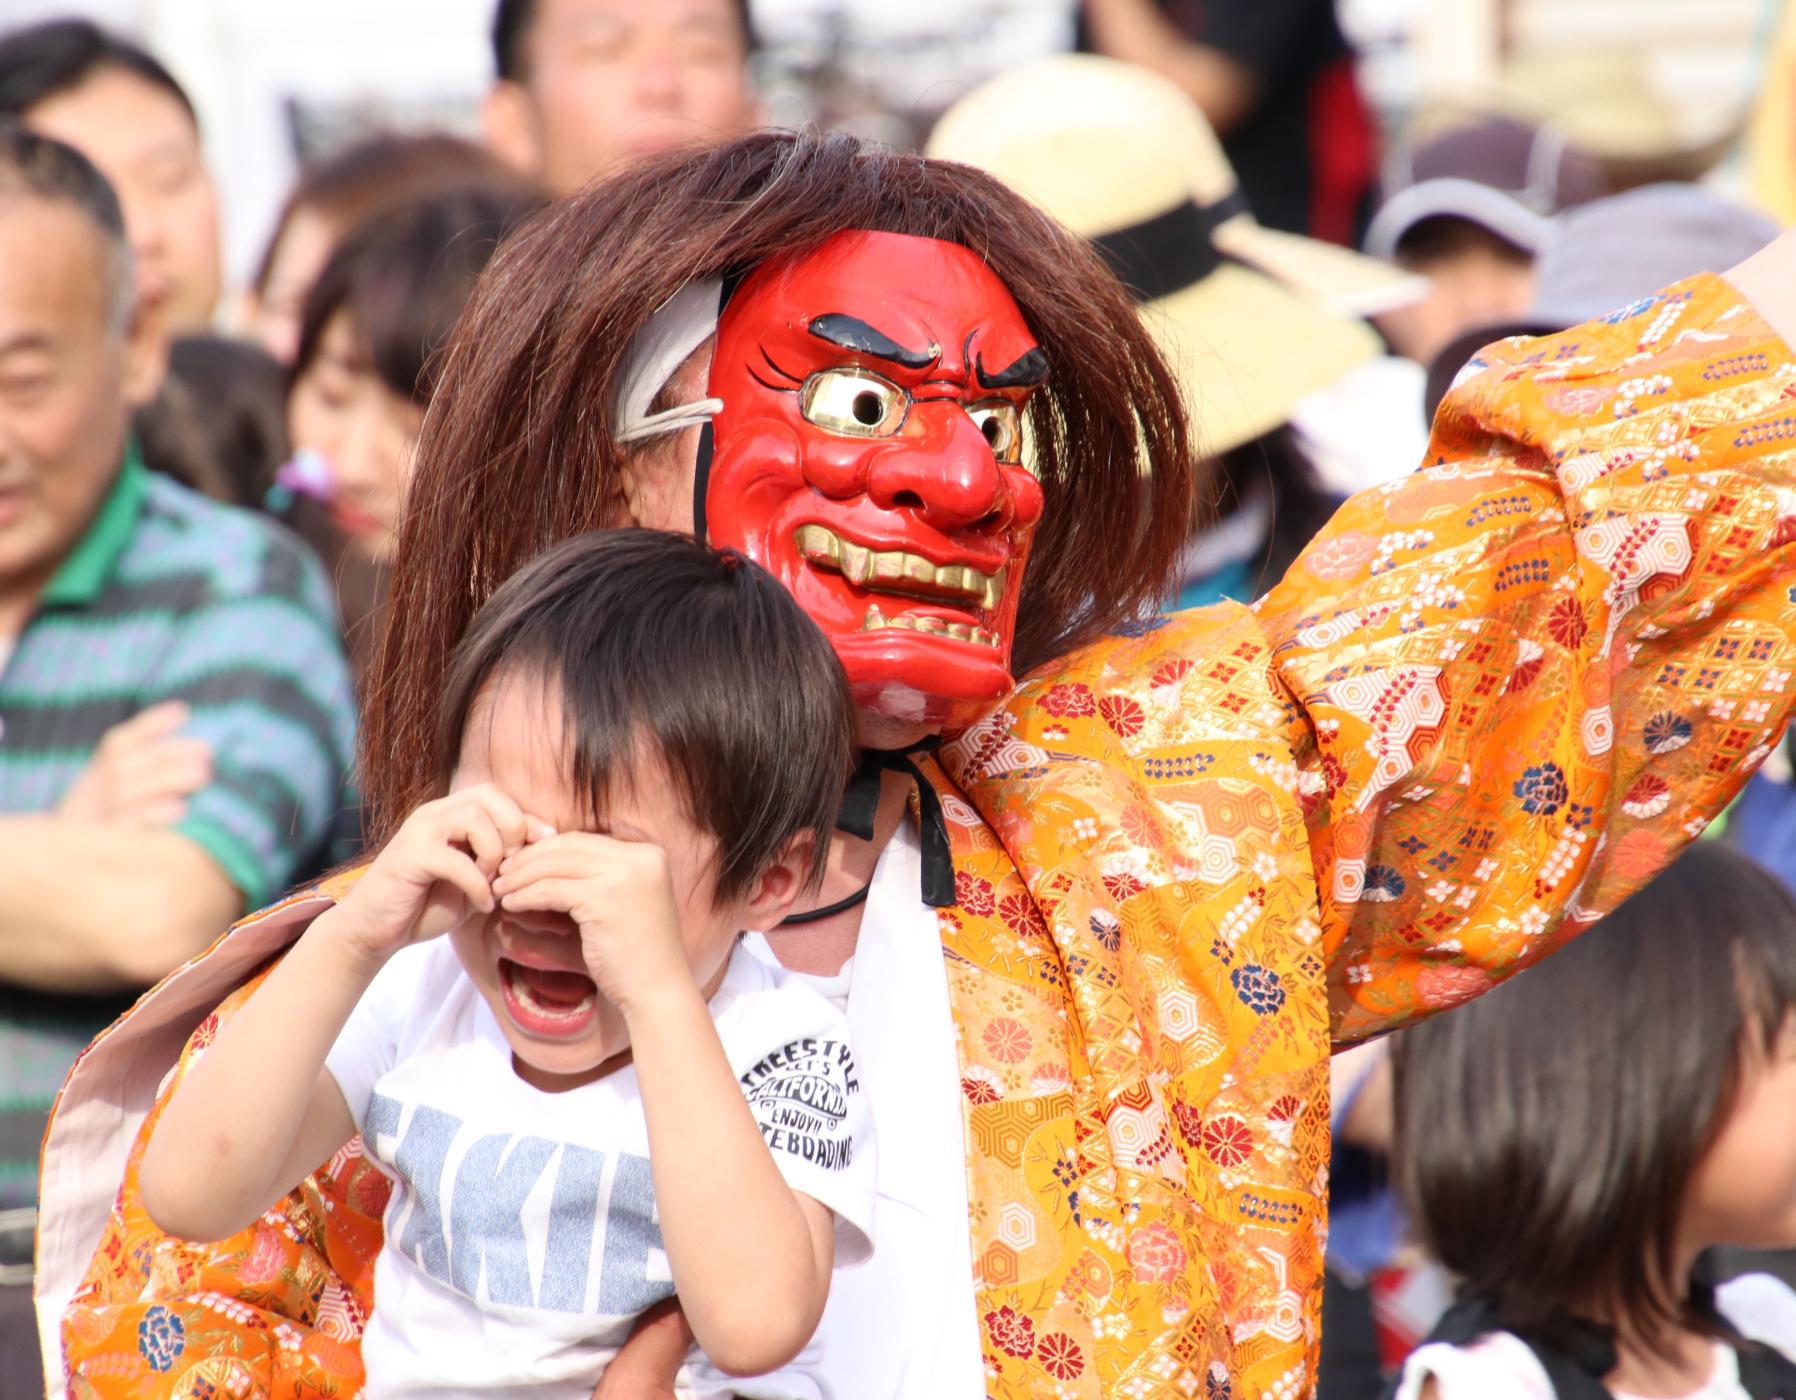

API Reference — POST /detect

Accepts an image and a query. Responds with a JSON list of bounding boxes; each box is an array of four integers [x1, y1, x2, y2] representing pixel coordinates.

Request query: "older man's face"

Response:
[[0, 196, 156, 596]]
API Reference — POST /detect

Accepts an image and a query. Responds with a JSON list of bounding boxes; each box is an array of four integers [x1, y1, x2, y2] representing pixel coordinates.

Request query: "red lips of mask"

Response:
[[703, 231, 1048, 727]]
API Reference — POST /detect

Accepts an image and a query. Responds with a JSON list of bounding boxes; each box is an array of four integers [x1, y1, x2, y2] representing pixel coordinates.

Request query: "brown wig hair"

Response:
[[361, 128, 1198, 842], [441, 528, 852, 900], [1391, 841, 1796, 1359]]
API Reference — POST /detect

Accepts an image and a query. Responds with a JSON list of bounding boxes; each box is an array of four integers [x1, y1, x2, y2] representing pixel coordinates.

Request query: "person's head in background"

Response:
[[1392, 842, 1796, 1365], [926, 53, 1396, 606], [135, 335, 290, 508], [0, 121, 162, 627], [0, 19, 220, 335], [245, 133, 537, 365], [482, 0, 757, 193], [1366, 115, 1606, 366], [287, 181, 546, 568], [1422, 183, 1780, 422]]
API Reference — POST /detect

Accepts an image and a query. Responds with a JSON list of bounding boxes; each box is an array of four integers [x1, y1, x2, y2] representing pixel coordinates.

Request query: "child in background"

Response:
[[139, 529, 873, 1398], [1390, 841, 1796, 1399]]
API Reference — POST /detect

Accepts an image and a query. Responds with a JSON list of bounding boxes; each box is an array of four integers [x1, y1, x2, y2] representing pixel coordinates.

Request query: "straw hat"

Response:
[[928, 54, 1399, 456]]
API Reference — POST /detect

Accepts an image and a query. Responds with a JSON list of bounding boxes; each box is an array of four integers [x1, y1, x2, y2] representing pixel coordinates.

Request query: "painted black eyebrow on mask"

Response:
[[976, 346, 1050, 390], [807, 313, 938, 370]]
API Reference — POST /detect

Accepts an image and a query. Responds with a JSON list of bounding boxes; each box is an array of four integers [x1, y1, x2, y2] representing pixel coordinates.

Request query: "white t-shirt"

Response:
[[324, 939, 877, 1400], [1394, 1275, 1796, 1400], [738, 822, 985, 1397]]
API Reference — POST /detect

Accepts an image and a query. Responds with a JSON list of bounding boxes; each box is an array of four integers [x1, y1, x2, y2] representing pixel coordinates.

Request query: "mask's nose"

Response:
[[865, 405, 1011, 532]]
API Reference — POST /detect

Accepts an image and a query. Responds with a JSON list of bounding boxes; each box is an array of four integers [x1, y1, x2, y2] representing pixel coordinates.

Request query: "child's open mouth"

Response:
[[498, 957, 598, 1038]]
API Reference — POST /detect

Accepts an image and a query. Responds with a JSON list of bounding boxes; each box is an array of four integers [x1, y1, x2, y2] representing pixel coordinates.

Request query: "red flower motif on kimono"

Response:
[[1210, 1258, 1241, 1311], [1304, 529, 1378, 582], [1099, 694, 1145, 737], [999, 892, 1048, 938], [1200, 1115, 1253, 1167], [1269, 1095, 1303, 1124], [956, 871, 996, 916], [983, 1016, 1032, 1064], [985, 1305, 1037, 1358], [1040, 682, 1096, 718], [237, 1224, 286, 1287], [1509, 654, 1544, 692], [190, 1013, 219, 1051], [1127, 1223, 1186, 1283], [1546, 597, 1589, 648], [1415, 962, 1495, 1011], [1151, 659, 1194, 688], [1103, 871, 1147, 902], [1119, 805, 1163, 847], [1038, 1332, 1086, 1379], [1622, 772, 1672, 819], [962, 1073, 1001, 1104], [348, 1163, 393, 1218], [1319, 753, 1348, 796], [1171, 1099, 1204, 1146]]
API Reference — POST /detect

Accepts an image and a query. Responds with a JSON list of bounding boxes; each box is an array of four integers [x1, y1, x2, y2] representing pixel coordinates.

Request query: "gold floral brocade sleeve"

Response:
[[1256, 275, 1796, 1042], [59, 967, 385, 1398]]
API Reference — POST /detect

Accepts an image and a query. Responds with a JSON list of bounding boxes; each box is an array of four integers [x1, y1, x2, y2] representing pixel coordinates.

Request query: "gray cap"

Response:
[[1424, 183, 1780, 421], [1524, 182, 1780, 327], [1365, 115, 1608, 262]]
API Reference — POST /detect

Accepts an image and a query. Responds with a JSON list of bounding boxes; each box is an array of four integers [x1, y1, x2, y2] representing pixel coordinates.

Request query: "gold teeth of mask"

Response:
[[859, 604, 1000, 647], [796, 524, 1004, 609]]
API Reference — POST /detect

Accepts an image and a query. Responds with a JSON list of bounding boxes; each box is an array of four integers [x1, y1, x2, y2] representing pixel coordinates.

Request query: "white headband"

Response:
[[612, 278, 726, 444]]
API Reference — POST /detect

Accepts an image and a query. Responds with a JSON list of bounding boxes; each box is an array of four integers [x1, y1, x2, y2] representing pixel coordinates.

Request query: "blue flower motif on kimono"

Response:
[[1230, 963, 1286, 1015], [1643, 710, 1695, 755], [1363, 864, 1406, 901], [1514, 763, 1568, 815], [1603, 295, 1658, 324], [138, 1305, 185, 1373], [1089, 910, 1122, 951]]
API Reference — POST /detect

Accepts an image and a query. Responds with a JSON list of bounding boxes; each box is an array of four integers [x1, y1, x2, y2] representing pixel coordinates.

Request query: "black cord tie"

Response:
[[833, 738, 955, 908], [782, 737, 956, 924], [777, 880, 872, 926]]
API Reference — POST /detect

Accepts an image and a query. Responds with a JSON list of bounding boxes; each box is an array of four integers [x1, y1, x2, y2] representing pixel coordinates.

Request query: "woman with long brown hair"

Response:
[[42, 129, 1796, 1400]]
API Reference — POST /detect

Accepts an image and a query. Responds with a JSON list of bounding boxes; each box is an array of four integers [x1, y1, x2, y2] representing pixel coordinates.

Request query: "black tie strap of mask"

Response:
[[690, 269, 745, 544], [837, 738, 956, 908], [826, 738, 958, 910], [777, 740, 957, 924]]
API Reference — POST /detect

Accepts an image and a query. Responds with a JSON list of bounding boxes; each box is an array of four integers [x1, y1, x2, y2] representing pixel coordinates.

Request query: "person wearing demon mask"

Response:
[[37, 130, 1796, 1399]]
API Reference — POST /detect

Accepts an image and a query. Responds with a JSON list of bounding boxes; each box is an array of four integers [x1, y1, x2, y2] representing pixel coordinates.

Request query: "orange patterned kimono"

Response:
[[45, 276, 1796, 1397]]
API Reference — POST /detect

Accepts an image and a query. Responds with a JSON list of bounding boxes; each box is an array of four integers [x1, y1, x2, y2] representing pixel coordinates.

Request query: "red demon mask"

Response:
[[702, 231, 1048, 726]]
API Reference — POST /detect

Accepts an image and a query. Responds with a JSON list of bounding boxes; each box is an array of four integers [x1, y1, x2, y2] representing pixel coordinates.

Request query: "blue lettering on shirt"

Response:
[[365, 1092, 671, 1317]]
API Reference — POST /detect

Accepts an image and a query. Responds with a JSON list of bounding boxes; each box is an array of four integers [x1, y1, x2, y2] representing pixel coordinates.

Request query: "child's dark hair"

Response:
[[435, 529, 853, 903], [1392, 841, 1796, 1358]]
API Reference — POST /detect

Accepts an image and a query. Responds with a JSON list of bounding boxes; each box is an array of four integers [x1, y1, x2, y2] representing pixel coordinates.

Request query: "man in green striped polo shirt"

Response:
[[0, 124, 355, 1381]]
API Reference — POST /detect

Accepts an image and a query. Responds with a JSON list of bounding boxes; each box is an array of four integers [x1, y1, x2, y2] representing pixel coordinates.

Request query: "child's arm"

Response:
[[139, 909, 378, 1241], [628, 981, 836, 1376], [495, 834, 843, 1379], [140, 784, 533, 1243]]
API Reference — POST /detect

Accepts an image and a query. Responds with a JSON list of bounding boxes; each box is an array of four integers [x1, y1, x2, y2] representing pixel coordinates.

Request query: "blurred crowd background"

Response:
[[7, 0, 1796, 1396]]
